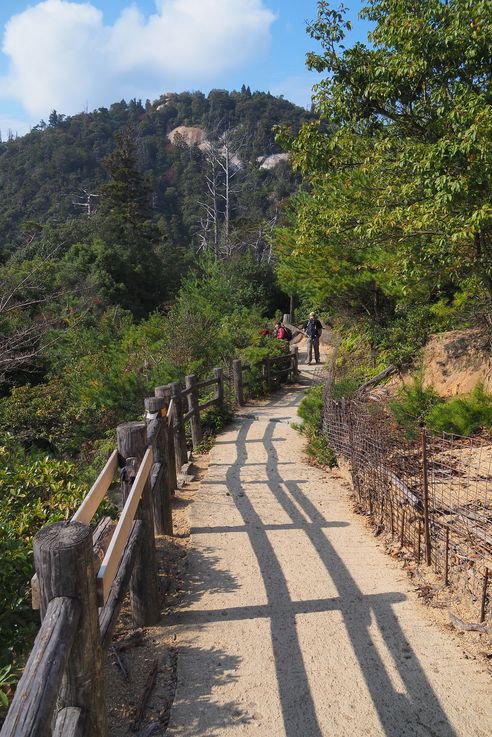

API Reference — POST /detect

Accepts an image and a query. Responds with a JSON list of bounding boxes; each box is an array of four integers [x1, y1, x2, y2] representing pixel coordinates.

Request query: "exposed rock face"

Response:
[[421, 328, 492, 396], [256, 153, 289, 170], [167, 126, 209, 149]]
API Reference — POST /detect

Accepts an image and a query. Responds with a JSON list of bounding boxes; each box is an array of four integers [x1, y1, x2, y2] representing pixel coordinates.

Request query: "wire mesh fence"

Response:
[[323, 385, 492, 621]]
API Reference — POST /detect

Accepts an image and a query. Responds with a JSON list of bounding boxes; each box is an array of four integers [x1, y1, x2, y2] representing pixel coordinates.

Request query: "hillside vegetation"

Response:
[[0, 89, 307, 698], [275, 0, 492, 374]]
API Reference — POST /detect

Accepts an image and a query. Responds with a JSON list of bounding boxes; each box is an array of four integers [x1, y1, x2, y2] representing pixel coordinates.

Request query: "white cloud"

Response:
[[0, 113, 31, 138], [0, 0, 276, 118]]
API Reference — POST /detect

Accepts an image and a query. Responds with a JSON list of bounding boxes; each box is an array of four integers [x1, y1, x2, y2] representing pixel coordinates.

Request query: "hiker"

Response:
[[273, 321, 285, 339], [261, 324, 270, 337], [274, 321, 291, 341], [304, 311, 323, 364]]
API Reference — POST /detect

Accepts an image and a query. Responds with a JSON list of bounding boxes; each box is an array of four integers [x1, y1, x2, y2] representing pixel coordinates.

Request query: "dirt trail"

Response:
[[166, 351, 491, 737]]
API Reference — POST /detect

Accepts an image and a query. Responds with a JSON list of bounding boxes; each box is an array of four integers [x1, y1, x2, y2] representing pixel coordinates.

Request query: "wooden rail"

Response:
[[2, 354, 298, 737]]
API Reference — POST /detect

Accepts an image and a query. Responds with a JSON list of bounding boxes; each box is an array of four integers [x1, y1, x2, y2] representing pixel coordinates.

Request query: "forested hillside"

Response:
[[0, 88, 306, 256], [0, 89, 308, 691]]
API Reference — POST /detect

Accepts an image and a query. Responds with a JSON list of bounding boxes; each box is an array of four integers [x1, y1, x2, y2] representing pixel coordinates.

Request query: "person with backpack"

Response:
[[274, 321, 287, 340], [303, 311, 323, 364], [274, 321, 292, 342]]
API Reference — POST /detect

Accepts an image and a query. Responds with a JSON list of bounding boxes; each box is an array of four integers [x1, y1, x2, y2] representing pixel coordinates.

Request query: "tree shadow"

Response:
[[169, 417, 459, 737], [168, 645, 249, 736]]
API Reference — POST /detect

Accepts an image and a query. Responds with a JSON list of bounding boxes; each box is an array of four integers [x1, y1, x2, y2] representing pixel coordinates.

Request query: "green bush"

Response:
[[297, 385, 336, 467], [0, 435, 112, 698], [426, 385, 492, 436], [389, 378, 442, 438], [239, 339, 286, 398]]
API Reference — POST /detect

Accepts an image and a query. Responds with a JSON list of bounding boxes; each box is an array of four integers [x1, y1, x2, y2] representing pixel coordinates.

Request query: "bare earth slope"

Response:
[[166, 357, 491, 737]]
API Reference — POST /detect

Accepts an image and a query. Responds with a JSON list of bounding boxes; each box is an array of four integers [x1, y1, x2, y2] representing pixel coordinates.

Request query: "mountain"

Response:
[[0, 89, 310, 257]]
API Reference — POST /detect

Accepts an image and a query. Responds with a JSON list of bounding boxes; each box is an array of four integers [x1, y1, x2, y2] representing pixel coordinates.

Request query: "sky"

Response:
[[0, 0, 372, 137]]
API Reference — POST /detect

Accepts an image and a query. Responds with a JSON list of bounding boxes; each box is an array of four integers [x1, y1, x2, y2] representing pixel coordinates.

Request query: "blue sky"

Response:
[[0, 0, 371, 137]]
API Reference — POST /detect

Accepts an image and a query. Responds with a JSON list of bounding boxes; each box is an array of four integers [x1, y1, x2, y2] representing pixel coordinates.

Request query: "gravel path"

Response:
[[166, 356, 491, 737]]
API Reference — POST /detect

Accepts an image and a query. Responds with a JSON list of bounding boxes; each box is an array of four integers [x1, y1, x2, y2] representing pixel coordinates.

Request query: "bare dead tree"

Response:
[[72, 188, 100, 216], [197, 124, 246, 258]]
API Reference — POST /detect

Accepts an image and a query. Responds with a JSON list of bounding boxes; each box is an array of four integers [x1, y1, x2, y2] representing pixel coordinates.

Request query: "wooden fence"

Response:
[[2, 352, 299, 737]]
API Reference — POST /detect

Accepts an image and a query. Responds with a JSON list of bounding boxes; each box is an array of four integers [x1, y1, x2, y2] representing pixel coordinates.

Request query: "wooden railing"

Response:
[[1, 355, 298, 737]]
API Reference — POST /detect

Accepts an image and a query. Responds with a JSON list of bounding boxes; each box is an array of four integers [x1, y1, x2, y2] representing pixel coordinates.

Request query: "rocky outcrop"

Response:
[[256, 153, 289, 170], [420, 328, 492, 396], [167, 126, 209, 149]]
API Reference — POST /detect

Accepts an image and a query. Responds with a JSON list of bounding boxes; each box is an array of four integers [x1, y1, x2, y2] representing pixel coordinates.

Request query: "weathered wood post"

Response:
[[117, 422, 160, 626], [185, 374, 202, 447], [145, 397, 173, 537], [154, 384, 178, 490], [214, 367, 224, 409], [170, 381, 189, 469], [292, 346, 299, 377], [232, 359, 244, 406], [34, 521, 107, 737]]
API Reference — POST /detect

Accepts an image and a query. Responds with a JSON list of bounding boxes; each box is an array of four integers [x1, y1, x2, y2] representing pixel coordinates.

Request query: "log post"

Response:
[[34, 521, 107, 737], [214, 367, 224, 410], [170, 381, 189, 469], [232, 359, 244, 406], [185, 374, 202, 447], [117, 422, 160, 626], [154, 384, 178, 489], [292, 346, 299, 378], [145, 397, 173, 536]]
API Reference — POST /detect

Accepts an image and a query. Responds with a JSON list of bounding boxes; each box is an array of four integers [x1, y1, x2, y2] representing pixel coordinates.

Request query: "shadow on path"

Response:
[[177, 412, 459, 737]]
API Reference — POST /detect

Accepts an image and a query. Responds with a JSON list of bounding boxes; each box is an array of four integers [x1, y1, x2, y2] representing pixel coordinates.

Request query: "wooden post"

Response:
[[170, 381, 189, 468], [214, 367, 224, 409], [145, 397, 173, 536], [34, 521, 107, 737], [185, 374, 202, 447], [421, 427, 432, 566], [232, 359, 244, 406], [117, 422, 160, 626], [155, 384, 179, 489], [292, 346, 299, 377], [480, 567, 489, 623], [444, 526, 450, 586], [400, 507, 406, 548]]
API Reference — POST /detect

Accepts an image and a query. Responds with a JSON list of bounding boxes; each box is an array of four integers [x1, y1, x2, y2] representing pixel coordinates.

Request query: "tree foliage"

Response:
[[275, 0, 492, 338]]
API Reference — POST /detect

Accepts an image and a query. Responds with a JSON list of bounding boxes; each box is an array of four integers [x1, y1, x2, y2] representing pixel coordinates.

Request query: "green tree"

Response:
[[277, 0, 492, 316], [96, 127, 166, 315]]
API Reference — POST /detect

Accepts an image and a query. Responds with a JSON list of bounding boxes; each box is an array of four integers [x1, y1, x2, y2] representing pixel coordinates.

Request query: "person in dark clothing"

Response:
[[303, 311, 323, 364]]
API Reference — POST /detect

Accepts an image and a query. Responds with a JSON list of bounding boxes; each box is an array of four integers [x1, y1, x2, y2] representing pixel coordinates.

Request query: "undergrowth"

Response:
[[389, 381, 492, 437], [296, 386, 336, 467]]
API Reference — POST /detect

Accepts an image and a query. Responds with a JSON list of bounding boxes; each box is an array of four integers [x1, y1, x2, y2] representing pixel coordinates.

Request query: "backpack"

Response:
[[283, 326, 293, 341], [277, 326, 287, 340], [305, 319, 319, 338]]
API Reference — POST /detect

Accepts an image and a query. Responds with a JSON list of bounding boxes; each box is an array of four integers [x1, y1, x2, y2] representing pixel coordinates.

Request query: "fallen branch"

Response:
[[111, 646, 129, 682], [356, 365, 397, 396], [131, 659, 159, 732], [448, 610, 492, 634]]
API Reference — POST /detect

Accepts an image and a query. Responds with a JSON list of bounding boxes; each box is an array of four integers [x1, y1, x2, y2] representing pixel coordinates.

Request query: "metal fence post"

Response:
[[421, 426, 432, 566]]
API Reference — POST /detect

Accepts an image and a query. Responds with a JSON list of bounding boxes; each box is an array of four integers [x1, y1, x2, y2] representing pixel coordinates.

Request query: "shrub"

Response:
[[0, 435, 111, 698], [297, 385, 336, 467], [239, 340, 286, 398], [426, 385, 492, 437], [389, 379, 442, 438]]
